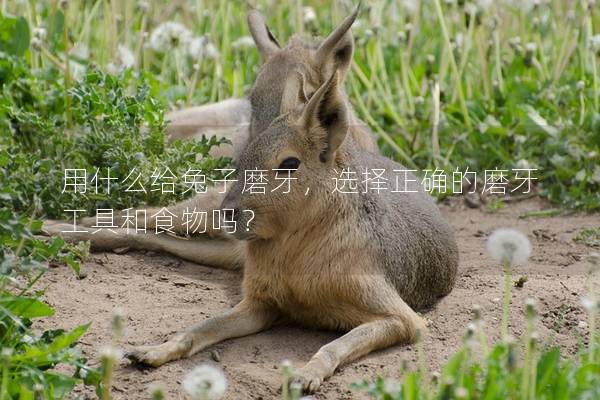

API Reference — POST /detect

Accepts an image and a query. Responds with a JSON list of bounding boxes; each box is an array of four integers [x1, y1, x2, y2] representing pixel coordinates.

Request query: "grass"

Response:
[[5, 0, 600, 209], [0, 0, 599, 398], [574, 227, 600, 247]]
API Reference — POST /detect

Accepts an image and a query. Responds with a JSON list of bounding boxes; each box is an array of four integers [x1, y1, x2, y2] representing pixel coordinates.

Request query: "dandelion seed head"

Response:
[[515, 159, 531, 169], [148, 381, 166, 400], [303, 6, 316, 24], [107, 45, 136, 75], [383, 380, 401, 395], [33, 27, 47, 40], [188, 36, 207, 61], [289, 381, 303, 395], [582, 295, 598, 314], [529, 331, 540, 344], [477, 0, 493, 11], [402, 0, 419, 14], [455, 387, 468, 399], [137, 0, 150, 13], [31, 38, 42, 51], [118, 46, 135, 69], [232, 36, 254, 50], [486, 228, 531, 266], [464, 2, 478, 16], [590, 35, 600, 53], [587, 252, 600, 274], [70, 44, 89, 60], [525, 298, 537, 320], [525, 42, 537, 53], [149, 21, 192, 53], [506, 0, 543, 13], [69, 61, 87, 82], [204, 42, 220, 60], [1, 348, 13, 358], [182, 364, 227, 400], [99, 345, 123, 362]]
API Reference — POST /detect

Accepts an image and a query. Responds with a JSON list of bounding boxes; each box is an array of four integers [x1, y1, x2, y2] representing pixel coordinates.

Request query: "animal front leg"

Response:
[[126, 299, 276, 367], [292, 313, 425, 393]]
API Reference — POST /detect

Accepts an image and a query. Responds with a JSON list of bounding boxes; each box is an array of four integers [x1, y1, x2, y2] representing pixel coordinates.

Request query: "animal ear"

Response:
[[280, 69, 308, 115], [247, 10, 281, 63], [300, 71, 349, 163], [314, 5, 360, 74]]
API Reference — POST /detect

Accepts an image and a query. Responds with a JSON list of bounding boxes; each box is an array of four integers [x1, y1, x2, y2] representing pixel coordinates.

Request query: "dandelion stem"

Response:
[[528, 346, 537, 400], [589, 307, 596, 363], [579, 90, 586, 126], [0, 362, 8, 400], [493, 27, 504, 95], [501, 259, 512, 341], [588, 25, 599, 111], [433, 0, 471, 130], [63, 3, 71, 128]]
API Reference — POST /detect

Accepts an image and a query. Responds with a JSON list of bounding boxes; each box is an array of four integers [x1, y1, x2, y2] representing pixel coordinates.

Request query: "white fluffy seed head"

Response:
[[303, 6, 316, 24], [525, 298, 537, 320], [581, 295, 599, 314], [182, 364, 227, 400], [281, 359, 293, 371], [587, 252, 600, 274], [486, 228, 531, 266], [188, 36, 207, 61], [149, 21, 192, 53], [525, 42, 537, 53], [455, 387, 469, 399], [402, 0, 419, 14], [33, 27, 47, 40], [591, 35, 600, 52], [232, 36, 254, 50], [99, 345, 123, 362], [147, 382, 166, 400]]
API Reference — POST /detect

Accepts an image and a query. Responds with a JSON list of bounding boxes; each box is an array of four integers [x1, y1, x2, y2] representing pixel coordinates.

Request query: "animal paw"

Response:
[[290, 368, 324, 394], [125, 345, 170, 367]]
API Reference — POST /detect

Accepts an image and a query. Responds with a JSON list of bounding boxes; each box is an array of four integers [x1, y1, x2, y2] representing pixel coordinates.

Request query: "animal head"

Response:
[[221, 71, 350, 240], [246, 6, 359, 136]]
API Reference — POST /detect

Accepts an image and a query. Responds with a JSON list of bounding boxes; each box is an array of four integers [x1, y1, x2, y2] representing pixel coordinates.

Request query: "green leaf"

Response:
[[48, 10, 64, 49], [0, 295, 55, 318], [42, 372, 79, 398], [9, 17, 30, 56], [536, 347, 560, 395]]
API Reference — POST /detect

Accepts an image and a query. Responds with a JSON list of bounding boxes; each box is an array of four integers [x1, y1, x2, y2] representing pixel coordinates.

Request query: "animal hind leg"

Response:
[[77, 187, 231, 238], [42, 220, 244, 270]]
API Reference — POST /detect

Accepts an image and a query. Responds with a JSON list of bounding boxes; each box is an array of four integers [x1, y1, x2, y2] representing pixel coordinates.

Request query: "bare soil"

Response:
[[37, 198, 600, 399]]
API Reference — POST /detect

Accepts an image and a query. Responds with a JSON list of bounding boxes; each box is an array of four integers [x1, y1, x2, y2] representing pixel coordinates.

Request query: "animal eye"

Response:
[[278, 157, 301, 171]]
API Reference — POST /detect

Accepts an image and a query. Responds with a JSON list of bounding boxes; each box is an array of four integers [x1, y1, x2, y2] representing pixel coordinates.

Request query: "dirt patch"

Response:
[[37, 198, 600, 399]]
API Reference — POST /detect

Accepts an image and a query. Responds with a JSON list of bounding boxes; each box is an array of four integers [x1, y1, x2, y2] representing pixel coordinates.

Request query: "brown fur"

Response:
[[43, 8, 457, 394], [125, 70, 457, 393]]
